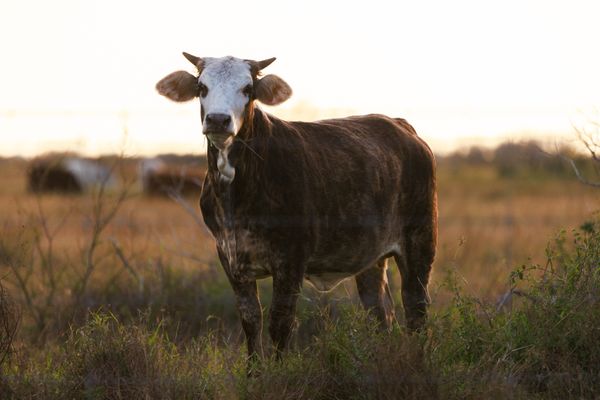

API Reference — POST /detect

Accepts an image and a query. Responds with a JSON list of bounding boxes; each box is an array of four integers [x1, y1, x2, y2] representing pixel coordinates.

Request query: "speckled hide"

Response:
[[200, 106, 437, 357]]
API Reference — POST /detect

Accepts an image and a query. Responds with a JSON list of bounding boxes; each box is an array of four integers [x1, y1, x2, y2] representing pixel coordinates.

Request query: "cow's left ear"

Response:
[[254, 75, 292, 106], [156, 71, 198, 102]]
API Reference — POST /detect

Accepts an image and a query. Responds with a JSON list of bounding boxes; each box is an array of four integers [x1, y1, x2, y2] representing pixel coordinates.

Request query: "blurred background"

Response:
[[1, 0, 600, 156]]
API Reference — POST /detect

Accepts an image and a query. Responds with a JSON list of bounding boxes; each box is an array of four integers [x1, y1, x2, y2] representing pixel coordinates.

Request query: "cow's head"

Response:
[[156, 54, 292, 150]]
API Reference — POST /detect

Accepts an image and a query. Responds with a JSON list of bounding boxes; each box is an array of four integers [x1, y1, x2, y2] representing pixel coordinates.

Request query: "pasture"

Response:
[[0, 146, 599, 399]]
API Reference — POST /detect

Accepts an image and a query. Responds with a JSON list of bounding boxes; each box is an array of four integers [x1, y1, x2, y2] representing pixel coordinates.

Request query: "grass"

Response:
[[3, 222, 599, 399], [0, 146, 599, 398]]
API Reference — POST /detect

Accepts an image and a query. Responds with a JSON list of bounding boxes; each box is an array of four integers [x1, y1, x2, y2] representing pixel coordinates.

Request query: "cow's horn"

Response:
[[182, 52, 204, 70], [256, 57, 276, 70]]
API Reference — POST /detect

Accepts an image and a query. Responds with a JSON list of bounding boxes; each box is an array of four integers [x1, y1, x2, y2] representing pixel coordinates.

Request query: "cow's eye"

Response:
[[242, 84, 253, 97], [198, 82, 208, 98]]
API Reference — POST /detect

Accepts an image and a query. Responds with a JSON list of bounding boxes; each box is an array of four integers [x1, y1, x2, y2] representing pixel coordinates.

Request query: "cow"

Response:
[[139, 157, 204, 197], [28, 156, 116, 193], [156, 53, 437, 360]]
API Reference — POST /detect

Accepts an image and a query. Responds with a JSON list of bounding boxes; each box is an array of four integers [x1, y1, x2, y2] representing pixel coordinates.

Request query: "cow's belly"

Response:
[[303, 242, 401, 292], [305, 272, 353, 292]]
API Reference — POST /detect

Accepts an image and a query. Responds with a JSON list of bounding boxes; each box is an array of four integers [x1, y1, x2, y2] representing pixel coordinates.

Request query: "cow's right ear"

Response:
[[156, 71, 198, 102]]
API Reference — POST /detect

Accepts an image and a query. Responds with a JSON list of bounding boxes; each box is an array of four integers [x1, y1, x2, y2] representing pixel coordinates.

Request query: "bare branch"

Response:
[[560, 154, 600, 188], [74, 158, 133, 304], [574, 125, 600, 163], [167, 189, 210, 234], [109, 237, 142, 288], [158, 244, 210, 265], [0, 280, 20, 367], [496, 289, 540, 312], [7, 261, 40, 329]]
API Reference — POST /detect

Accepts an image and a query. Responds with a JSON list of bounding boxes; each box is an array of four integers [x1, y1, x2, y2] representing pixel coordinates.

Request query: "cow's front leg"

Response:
[[218, 248, 263, 360], [231, 279, 263, 360], [269, 269, 302, 356]]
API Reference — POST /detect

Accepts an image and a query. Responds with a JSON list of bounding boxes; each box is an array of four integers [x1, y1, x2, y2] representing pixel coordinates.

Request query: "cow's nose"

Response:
[[204, 113, 232, 133]]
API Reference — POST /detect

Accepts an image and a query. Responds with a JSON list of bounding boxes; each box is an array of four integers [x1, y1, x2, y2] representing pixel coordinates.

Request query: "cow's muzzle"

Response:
[[204, 113, 234, 150], [206, 132, 233, 150]]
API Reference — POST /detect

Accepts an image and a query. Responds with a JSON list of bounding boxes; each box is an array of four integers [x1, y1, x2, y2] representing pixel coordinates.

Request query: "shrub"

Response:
[[5, 313, 240, 400], [431, 219, 600, 398], [242, 307, 438, 400]]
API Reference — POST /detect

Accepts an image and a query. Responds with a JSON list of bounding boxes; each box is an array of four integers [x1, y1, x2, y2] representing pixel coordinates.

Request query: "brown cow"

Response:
[[140, 157, 204, 197], [156, 54, 437, 360]]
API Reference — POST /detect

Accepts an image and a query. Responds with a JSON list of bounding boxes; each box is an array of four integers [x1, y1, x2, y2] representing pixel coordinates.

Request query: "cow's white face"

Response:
[[198, 57, 253, 147], [156, 53, 293, 151]]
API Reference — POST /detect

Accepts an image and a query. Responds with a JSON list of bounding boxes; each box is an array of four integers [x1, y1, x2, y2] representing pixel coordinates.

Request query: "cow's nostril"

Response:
[[205, 113, 232, 132]]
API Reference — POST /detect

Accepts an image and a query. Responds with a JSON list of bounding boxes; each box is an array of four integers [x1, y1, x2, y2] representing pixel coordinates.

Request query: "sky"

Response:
[[1, 0, 599, 156]]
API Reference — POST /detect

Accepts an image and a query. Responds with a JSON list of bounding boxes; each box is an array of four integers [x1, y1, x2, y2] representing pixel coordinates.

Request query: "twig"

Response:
[[158, 244, 210, 265], [167, 189, 210, 234], [496, 289, 540, 312], [109, 237, 142, 287], [74, 159, 132, 304], [560, 154, 600, 188], [236, 137, 264, 161], [0, 281, 20, 367]]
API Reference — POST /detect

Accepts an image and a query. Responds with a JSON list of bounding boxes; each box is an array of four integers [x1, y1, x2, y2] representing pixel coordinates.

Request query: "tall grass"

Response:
[[1, 221, 599, 399]]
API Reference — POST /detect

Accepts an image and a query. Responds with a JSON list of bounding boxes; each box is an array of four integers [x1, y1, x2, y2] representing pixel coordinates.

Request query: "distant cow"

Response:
[[156, 54, 437, 359], [140, 157, 204, 197], [28, 156, 115, 193]]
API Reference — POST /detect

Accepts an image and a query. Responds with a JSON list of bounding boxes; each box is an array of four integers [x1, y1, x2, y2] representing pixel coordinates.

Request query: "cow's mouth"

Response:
[[206, 132, 234, 150]]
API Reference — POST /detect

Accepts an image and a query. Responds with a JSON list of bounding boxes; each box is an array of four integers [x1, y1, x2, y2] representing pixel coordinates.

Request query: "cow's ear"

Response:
[[254, 75, 292, 106], [156, 71, 198, 102]]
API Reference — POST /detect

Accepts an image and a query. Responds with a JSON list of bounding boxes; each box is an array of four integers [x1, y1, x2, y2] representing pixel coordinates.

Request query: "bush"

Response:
[[5, 313, 241, 400], [431, 219, 600, 398], [240, 307, 438, 400]]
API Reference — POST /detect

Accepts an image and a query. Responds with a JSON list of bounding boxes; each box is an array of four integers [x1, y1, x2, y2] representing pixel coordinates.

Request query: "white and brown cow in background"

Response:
[[156, 53, 437, 361], [28, 156, 116, 193]]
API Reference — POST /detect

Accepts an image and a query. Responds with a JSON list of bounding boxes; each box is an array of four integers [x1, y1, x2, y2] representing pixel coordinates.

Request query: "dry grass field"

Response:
[[1, 151, 597, 302], [434, 160, 599, 299], [0, 145, 598, 398]]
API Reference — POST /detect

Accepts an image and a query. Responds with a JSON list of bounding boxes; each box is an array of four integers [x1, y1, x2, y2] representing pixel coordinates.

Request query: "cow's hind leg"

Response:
[[355, 258, 396, 329], [395, 220, 436, 331]]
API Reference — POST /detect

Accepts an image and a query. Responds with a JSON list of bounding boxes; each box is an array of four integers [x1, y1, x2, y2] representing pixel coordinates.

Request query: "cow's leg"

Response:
[[269, 269, 302, 356], [218, 249, 263, 360], [231, 279, 263, 360], [394, 220, 436, 331], [355, 258, 395, 329]]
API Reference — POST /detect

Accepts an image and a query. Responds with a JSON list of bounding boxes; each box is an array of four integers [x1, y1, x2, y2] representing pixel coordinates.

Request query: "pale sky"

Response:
[[1, 0, 599, 156]]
